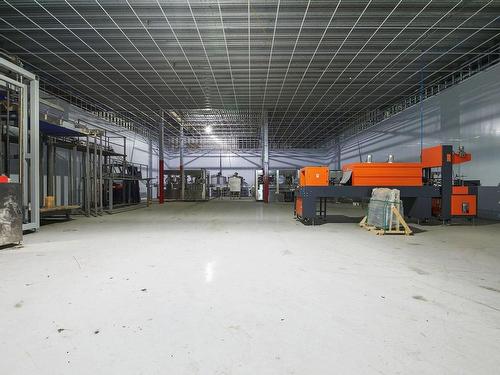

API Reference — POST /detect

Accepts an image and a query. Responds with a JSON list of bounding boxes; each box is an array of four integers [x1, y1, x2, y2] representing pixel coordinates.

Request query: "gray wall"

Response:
[[336, 62, 500, 186]]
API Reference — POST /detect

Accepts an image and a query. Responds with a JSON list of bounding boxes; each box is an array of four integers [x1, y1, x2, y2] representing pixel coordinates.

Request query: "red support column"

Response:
[[158, 159, 164, 204], [263, 175, 269, 203]]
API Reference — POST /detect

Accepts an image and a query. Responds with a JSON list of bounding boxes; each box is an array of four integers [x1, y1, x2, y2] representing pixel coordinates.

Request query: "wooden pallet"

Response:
[[40, 205, 81, 218], [359, 206, 413, 236], [40, 205, 80, 214]]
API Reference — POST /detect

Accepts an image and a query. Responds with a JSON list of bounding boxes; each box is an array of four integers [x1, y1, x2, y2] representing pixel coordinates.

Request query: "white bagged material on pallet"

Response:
[[367, 188, 403, 229]]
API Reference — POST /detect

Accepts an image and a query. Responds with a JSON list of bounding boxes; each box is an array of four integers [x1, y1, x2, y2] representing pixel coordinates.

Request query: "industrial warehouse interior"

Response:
[[0, 1, 499, 374]]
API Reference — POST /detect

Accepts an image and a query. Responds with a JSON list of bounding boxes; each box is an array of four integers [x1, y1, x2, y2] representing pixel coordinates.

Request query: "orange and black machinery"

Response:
[[295, 145, 477, 224]]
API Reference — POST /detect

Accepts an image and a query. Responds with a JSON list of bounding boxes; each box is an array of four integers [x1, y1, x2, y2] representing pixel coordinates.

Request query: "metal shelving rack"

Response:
[[40, 121, 151, 218]]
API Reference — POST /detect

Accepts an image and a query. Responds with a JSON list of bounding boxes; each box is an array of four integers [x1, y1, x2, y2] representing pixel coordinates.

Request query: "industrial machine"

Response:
[[103, 162, 143, 209], [240, 179, 251, 198], [255, 169, 273, 201], [209, 172, 249, 199], [209, 172, 227, 198], [255, 169, 298, 202], [228, 173, 243, 199], [275, 169, 299, 202], [164, 169, 209, 201], [295, 145, 482, 224]]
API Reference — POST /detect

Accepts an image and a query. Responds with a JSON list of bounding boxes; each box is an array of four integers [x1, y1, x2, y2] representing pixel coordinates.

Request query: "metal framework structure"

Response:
[[0, 0, 499, 150], [0, 56, 39, 230]]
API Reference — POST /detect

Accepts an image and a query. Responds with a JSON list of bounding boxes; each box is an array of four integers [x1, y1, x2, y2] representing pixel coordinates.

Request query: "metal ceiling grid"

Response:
[[0, 0, 498, 149]]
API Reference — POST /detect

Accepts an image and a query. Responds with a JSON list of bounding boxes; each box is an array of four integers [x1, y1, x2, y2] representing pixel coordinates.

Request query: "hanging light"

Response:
[[205, 125, 213, 134]]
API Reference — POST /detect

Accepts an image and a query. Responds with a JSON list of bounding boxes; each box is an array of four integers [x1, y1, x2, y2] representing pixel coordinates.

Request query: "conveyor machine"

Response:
[[295, 145, 476, 224]]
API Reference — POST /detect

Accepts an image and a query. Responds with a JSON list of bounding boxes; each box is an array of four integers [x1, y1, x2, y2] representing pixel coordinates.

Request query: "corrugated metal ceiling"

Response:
[[0, 0, 498, 148]]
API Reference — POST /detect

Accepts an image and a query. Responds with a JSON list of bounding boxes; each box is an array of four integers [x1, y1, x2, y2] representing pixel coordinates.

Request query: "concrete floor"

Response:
[[1, 201, 499, 375]]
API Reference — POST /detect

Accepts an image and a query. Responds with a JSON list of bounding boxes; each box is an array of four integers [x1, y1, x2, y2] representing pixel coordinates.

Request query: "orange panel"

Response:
[[295, 197, 303, 217], [342, 162, 423, 186], [299, 166, 329, 187], [421, 145, 472, 167], [452, 186, 469, 195], [451, 194, 476, 216], [421, 145, 443, 167], [452, 152, 472, 165]]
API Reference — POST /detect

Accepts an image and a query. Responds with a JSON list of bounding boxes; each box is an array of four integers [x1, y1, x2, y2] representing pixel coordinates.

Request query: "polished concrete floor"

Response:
[[1, 201, 499, 375]]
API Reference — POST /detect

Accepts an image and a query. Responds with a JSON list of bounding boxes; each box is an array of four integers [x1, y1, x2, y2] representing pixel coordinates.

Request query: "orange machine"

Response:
[[296, 145, 477, 223], [345, 146, 476, 218], [296, 166, 329, 217], [299, 166, 329, 187], [433, 186, 477, 217], [421, 145, 471, 168], [450, 186, 476, 216], [342, 162, 423, 186], [342, 145, 472, 188], [422, 145, 476, 217]]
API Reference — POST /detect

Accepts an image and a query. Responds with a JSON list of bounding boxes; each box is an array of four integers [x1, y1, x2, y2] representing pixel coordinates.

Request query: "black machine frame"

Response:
[[296, 186, 441, 225]]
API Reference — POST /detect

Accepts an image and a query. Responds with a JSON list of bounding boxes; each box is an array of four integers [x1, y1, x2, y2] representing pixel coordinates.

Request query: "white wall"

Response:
[[335, 62, 500, 186]]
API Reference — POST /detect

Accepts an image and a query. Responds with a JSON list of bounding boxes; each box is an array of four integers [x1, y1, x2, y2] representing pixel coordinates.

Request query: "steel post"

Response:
[[47, 138, 55, 197], [108, 177, 113, 213], [148, 131, 153, 206], [68, 143, 73, 205], [261, 112, 269, 203], [85, 135, 90, 216], [159, 111, 165, 204], [72, 145, 77, 205], [99, 134, 103, 215], [93, 135, 98, 216], [30, 78, 40, 229], [180, 121, 184, 201], [337, 141, 341, 170], [4, 88, 9, 175]]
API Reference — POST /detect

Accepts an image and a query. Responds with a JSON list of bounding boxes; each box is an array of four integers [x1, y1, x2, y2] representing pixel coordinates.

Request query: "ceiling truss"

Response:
[[0, 0, 498, 149]]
